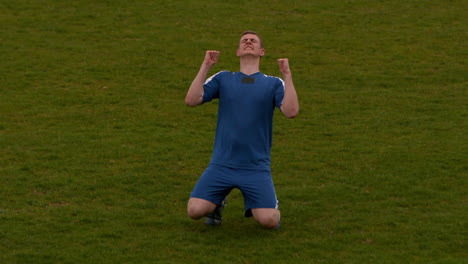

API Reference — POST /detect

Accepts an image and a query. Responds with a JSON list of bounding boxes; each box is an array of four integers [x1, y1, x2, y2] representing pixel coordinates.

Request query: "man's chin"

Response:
[[240, 50, 255, 56], [238, 54, 262, 59]]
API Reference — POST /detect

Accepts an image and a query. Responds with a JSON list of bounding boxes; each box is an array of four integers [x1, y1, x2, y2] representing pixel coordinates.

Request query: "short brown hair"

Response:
[[241, 30, 263, 48]]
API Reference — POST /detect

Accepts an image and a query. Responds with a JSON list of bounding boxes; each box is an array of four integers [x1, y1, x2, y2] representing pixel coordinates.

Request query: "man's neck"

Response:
[[239, 56, 261, 76]]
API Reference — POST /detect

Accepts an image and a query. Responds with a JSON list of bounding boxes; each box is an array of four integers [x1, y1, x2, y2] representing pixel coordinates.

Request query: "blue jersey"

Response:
[[202, 71, 285, 171]]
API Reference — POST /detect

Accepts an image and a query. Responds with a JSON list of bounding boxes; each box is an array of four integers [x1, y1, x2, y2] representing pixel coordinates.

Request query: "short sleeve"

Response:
[[274, 77, 285, 108], [202, 71, 224, 103]]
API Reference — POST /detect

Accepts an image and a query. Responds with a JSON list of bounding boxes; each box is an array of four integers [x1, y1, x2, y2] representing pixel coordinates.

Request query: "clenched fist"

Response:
[[204, 50, 220, 67], [277, 58, 291, 75]]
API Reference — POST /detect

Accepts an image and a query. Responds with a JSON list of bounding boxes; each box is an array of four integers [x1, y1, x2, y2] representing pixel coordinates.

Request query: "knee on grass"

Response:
[[253, 209, 280, 229], [187, 198, 216, 220]]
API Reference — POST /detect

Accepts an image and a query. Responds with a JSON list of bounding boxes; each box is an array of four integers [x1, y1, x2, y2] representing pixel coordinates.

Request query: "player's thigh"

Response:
[[238, 171, 278, 214], [190, 165, 232, 203]]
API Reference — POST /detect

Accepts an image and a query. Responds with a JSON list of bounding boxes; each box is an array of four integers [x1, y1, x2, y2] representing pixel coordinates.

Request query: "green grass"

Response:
[[1, 0, 466, 263]]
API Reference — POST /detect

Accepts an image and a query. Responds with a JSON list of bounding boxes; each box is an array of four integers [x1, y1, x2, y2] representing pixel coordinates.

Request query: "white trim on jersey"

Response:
[[261, 73, 285, 106], [203, 71, 228, 97], [204, 71, 227, 85]]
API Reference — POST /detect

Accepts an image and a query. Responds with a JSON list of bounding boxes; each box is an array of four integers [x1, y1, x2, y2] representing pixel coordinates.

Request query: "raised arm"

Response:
[[277, 58, 299, 118], [185, 51, 220, 107]]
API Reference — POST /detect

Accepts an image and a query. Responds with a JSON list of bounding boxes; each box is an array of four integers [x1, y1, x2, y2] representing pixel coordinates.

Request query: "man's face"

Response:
[[236, 34, 265, 57]]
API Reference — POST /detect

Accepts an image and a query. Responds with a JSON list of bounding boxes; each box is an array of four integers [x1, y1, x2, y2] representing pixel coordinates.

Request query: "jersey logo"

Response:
[[242, 77, 255, 84]]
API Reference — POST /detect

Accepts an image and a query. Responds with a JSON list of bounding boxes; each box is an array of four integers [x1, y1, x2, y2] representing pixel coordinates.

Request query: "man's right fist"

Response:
[[204, 50, 220, 66]]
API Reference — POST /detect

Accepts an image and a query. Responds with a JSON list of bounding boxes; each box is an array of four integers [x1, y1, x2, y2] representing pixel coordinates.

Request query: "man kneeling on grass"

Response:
[[185, 31, 299, 229]]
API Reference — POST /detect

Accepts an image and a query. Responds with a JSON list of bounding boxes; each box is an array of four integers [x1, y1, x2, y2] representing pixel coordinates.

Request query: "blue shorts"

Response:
[[190, 163, 279, 217]]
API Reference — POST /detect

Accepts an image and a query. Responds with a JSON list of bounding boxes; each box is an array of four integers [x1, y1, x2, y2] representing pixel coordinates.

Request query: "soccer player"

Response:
[[185, 31, 299, 229]]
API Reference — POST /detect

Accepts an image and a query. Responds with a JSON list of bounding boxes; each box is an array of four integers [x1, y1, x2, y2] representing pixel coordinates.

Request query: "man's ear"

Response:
[[260, 48, 266, 57]]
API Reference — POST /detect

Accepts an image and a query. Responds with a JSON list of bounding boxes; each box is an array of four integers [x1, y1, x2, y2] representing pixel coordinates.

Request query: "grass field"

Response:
[[0, 0, 466, 263]]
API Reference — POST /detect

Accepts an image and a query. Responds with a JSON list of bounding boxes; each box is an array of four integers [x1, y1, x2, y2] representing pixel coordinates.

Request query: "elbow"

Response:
[[284, 107, 299, 119], [286, 110, 299, 119], [185, 96, 201, 107], [281, 98, 299, 119], [185, 98, 195, 107], [185, 101, 198, 107]]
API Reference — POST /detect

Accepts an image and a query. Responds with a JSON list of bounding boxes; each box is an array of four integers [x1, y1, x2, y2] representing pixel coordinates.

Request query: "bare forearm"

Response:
[[185, 64, 211, 106], [185, 51, 220, 107], [281, 73, 299, 118], [277, 58, 299, 118]]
